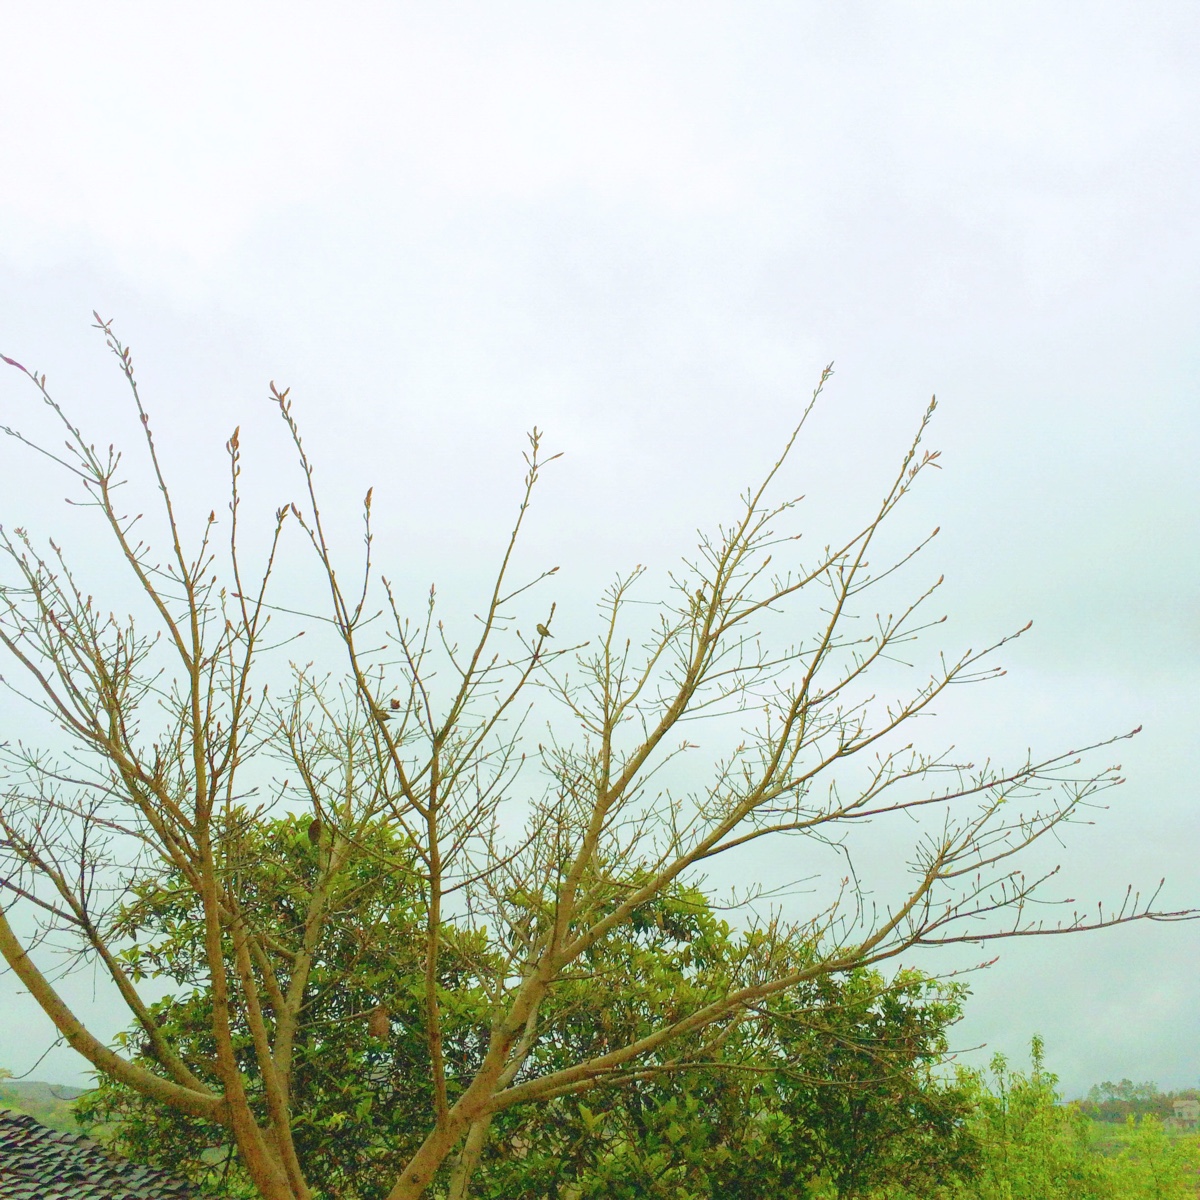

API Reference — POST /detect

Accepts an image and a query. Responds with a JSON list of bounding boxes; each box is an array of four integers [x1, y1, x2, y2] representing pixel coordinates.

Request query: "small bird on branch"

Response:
[[367, 1003, 390, 1041], [536, 622, 553, 639], [307, 818, 322, 845]]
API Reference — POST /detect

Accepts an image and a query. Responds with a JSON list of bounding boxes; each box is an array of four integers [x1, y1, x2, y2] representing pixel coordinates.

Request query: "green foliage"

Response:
[[1092, 1080, 1167, 1107], [1079, 1079, 1199, 1125], [77, 813, 492, 1198], [66, 808, 1194, 1200], [1102, 1116, 1200, 1200], [77, 815, 976, 1199], [473, 965, 977, 1200], [880, 1039, 1200, 1200], [947, 1036, 1108, 1200]]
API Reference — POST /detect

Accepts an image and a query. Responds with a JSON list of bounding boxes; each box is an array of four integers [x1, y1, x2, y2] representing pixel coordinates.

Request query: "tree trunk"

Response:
[[385, 1120, 467, 1200], [446, 1116, 492, 1200]]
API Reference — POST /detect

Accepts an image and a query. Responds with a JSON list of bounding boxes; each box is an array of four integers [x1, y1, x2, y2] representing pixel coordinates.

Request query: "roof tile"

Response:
[[0, 1108, 199, 1199]]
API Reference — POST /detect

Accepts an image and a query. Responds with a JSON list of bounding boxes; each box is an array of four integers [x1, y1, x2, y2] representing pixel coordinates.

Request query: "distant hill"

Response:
[[1074, 1080, 1200, 1125], [0, 1078, 91, 1132]]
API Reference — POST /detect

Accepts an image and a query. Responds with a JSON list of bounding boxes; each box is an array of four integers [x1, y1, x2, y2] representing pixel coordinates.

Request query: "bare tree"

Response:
[[0, 321, 1190, 1200]]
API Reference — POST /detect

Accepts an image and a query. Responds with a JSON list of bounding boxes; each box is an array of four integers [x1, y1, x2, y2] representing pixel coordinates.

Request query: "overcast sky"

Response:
[[1, 3, 1197, 1098]]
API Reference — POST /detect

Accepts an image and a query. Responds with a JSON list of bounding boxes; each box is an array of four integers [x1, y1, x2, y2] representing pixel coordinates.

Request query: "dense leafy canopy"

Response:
[[79, 816, 976, 1199]]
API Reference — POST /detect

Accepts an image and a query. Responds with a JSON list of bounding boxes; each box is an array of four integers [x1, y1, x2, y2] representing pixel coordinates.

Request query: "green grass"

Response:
[[0, 1079, 91, 1134], [1088, 1117, 1200, 1157]]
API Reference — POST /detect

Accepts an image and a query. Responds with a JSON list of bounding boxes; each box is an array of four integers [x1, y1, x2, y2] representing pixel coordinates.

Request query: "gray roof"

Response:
[[0, 1108, 199, 1199]]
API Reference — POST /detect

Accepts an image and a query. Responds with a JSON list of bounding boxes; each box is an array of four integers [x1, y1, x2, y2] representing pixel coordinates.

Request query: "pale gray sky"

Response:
[[0, 3, 1197, 1098]]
